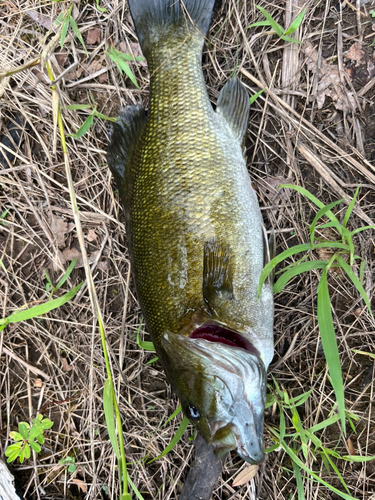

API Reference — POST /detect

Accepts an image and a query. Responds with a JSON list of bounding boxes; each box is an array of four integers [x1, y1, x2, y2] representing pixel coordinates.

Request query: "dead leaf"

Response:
[[72, 478, 87, 493], [348, 438, 356, 455], [86, 229, 97, 242], [34, 378, 43, 388], [345, 42, 365, 65], [303, 42, 357, 111], [86, 28, 101, 45], [55, 53, 68, 68], [26, 10, 53, 30], [232, 464, 259, 486], [254, 176, 293, 202], [49, 215, 68, 248], [62, 357, 73, 372], [62, 247, 82, 267]]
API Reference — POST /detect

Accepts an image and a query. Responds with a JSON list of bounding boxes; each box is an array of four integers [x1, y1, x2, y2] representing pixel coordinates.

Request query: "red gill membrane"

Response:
[[190, 323, 260, 356]]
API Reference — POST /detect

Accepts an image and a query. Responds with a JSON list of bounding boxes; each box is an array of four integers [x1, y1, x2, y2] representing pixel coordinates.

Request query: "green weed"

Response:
[[249, 5, 305, 44], [258, 185, 374, 434], [266, 379, 375, 500], [67, 97, 116, 139], [59, 456, 77, 473], [5, 415, 53, 464], [107, 46, 144, 89], [55, 6, 87, 54]]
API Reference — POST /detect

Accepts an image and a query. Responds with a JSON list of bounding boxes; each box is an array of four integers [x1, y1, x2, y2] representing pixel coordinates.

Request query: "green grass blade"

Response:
[[136, 329, 155, 351], [292, 459, 305, 500], [282, 442, 356, 500], [248, 20, 272, 28], [148, 417, 189, 464], [289, 389, 312, 406], [66, 104, 93, 110], [70, 114, 94, 138], [163, 405, 182, 427], [335, 255, 372, 315], [249, 89, 264, 104], [343, 186, 360, 228], [323, 450, 351, 494], [0, 282, 83, 326], [60, 15, 70, 48], [103, 378, 120, 460], [310, 200, 344, 245], [69, 16, 87, 54], [308, 414, 340, 434], [317, 272, 346, 434], [127, 474, 145, 500], [279, 185, 341, 228], [284, 9, 306, 35], [352, 349, 375, 360], [53, 259, 77, 293], [273, 260, 328, 294], [342, 455, 375, 462], [351, 224, 375, 235], [258, 243, 312, 297], [255, 5, 283, 36], [291, 406, 308, 460]]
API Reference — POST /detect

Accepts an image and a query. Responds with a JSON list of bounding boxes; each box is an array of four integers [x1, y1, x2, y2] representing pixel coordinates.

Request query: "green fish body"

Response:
[[107, 0, 274, 464]]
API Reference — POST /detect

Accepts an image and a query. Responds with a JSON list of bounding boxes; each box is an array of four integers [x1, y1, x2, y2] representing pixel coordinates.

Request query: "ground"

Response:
[[1, 0, 375, 499]]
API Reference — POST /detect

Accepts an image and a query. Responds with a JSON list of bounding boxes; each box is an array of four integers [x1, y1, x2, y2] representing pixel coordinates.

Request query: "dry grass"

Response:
[[1, 0, 375, 499]]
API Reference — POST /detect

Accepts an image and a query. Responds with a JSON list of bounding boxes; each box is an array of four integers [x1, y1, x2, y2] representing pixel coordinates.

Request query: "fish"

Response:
[[107, 0, 274, 464]]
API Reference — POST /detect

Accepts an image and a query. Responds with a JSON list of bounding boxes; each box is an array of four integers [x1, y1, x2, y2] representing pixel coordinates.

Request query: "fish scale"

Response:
[[107, 0, 274, 464]]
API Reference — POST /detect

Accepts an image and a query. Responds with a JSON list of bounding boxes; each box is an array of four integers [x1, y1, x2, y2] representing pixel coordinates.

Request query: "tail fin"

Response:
[[128, 0, 216, 57]]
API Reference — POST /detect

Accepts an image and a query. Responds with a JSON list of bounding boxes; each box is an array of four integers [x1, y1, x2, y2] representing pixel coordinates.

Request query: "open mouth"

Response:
[[189, 323, 260, 356]]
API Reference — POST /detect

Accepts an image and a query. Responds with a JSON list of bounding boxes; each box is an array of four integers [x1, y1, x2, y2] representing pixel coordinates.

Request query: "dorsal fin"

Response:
[[203, 239, 234, 314], [107, 105, 146, 193], [216, 77, 250, 145]]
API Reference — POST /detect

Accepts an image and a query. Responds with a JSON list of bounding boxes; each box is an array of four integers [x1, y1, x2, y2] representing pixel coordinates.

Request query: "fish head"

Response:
[[161, 330, 266, 463]]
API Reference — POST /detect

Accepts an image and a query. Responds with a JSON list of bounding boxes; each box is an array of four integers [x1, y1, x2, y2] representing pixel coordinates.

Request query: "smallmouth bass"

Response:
[[107, 0, 274, 464]]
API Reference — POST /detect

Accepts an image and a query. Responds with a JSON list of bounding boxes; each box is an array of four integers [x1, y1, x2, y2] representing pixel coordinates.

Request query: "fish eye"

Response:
[[186, 404, 200, 422]]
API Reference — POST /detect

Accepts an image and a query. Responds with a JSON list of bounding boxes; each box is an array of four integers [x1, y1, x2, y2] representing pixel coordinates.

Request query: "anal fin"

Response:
[[203, 239, 234, 315], [216, 77, 250, 145], [107, 105, 146, 192]]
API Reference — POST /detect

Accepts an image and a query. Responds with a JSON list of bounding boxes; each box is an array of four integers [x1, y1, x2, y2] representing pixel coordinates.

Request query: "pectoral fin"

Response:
[[107, 105, 146, 193], [262, 226, 275, 285], [216, 77, 250, 145], [203, 239, 234, 314]]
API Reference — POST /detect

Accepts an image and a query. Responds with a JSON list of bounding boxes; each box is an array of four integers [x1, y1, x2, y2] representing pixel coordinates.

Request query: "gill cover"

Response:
[[161, 331, 266, 463]]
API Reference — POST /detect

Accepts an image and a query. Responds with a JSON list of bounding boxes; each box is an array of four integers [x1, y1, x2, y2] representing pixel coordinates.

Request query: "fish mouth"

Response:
[[209, 421, 265, 464], [189, 322, 260, 356]]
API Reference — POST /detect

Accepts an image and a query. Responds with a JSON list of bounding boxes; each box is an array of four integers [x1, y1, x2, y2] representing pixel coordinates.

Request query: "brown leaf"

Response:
[[303, 42, 357, 111], [348, 438, 356, 455], [26, 10, 53, 30], [86, 229, 97, 242], [34, 378, 43, 388], [232, 464, 259, 486], [345, 42, 365, 65], [50, 215, 68, 249], [62, 247, 81, 262], [72, 478, 87, 493], [55, 53, 69, 68], [86, 28, 101, 45], [62, 358, 73, 372]]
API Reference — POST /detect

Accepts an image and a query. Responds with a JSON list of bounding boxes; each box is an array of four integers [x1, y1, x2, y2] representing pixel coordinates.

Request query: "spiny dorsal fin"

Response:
[[216, 77, 250, 145], [203, 238, 234, 314], [262, 226, 275, 285], [107, 105, 146, 193]]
